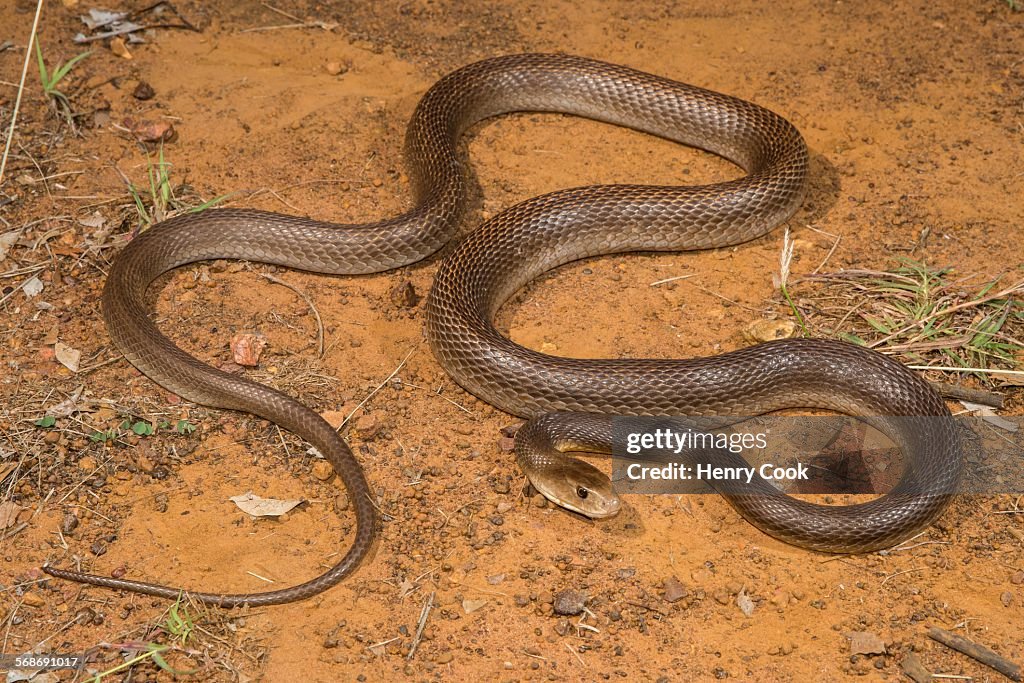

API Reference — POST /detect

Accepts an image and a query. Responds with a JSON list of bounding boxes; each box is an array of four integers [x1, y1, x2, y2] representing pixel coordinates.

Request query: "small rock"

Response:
[[532, 494, 547, 509], [231, 332, 268, 367], [436, 651, 454, 664], [354, 414, 380, 440], [1000, 591, 1013, 607], [663, 576, 689, 603], [320, 410, 348, 430], [492, 479, 510, 494], [312, 461, 335, 481], [743, 319, 800, 344], [78, 455, 97, 471], [616, 567, 636, 580], [123, 117, 175, 144], [552, 589, 587, 616], [498, 436, 515, 452], [132, 81, 155, 100], [736, 590, 755, 616], [325, 61, 349, 76], [499, 423, 522, 438], [1010, 570, 1024, 585], [21, 592, 45, 608], [389, 280, 420, 308], [60, 513, 79, 534]]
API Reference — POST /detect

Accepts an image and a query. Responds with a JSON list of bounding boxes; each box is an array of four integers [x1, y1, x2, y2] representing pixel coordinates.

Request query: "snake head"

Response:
[[533, 458, 620, 519]]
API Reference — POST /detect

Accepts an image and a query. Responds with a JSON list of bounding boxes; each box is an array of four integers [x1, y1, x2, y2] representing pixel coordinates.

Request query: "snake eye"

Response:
[[576, 486, 589, 500]]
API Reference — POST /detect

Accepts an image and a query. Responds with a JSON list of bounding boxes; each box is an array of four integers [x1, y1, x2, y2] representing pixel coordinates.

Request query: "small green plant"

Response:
[[34, 34, 90, 120], [801, 259, 1024, 384], [88, 594, 200, 681], [34, 415, 56, 428], [126, 145, 230, 230], [90, 417, 197, 442], [175, 419, 197, 434]]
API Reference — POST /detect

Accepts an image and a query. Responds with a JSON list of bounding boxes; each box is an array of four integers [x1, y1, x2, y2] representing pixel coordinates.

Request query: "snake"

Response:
[[42, 53, 962, 606]]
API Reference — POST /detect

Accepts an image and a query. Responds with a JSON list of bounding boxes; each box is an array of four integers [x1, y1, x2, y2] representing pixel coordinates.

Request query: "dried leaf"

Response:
[[959, 401, 1018, 432], [48, 386, 85, 417], [848, 631, 886, 656], [0, 500, 23, 529], [78, 212, 107, 229], [54, 342, 81, 372], [22, 276, 44, 298], [81, 9, 129, 29], [461, 598, 488, 614], [229, 491, 302, 517], [110, 36, 132, 59], [0, 230, 20, 262]]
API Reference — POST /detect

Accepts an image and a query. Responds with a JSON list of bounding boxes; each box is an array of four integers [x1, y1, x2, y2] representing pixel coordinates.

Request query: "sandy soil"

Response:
[[1, 0, 1022, 680]]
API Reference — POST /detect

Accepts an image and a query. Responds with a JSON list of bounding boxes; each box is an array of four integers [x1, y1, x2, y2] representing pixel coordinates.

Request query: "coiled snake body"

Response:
[[43, 54, 961, 606]]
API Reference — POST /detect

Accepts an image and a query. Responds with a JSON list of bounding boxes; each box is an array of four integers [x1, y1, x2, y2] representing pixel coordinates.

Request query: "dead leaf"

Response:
[[848, 631, 886, 656], [22, 276, 44, 298], [398, 578, 416, 599], [462, 598, 488, 614], [0, 230, 20, 262], [231, 332, 268, 367], [229, 491, 302, 517], [47, 386, 85, 417], [110, 36, 132, 59], [959, 401, 1018, 432], [0, 500, 23, 529], [54, 342, 81, 372], [78, 212, 106, 229]]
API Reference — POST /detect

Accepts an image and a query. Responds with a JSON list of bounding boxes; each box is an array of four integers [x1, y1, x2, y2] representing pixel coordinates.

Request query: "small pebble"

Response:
[[552, 589, 587, 616], [60, 512, 79, 534], [663, 576, 689, 603], [325, 61, 349, 76], [312, 461, 335, 481], [132, 81, 155, 100]]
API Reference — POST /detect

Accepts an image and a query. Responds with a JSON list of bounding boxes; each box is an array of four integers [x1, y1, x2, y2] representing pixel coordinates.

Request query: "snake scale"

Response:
[[42, 54, 961, 606]]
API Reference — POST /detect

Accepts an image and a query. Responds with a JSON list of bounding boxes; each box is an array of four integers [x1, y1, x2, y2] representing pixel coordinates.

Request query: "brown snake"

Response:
[[43, 54, 961, 606]]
